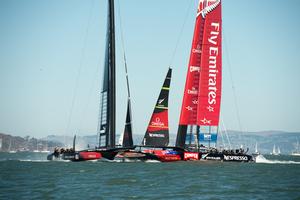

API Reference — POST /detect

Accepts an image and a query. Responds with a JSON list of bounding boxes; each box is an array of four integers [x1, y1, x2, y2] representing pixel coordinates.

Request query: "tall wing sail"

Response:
[[98, 0, 116, 148], [197, 0, 222, 143], [143, 68, 172, 146], [176, 0, 221, 148], [176, 0, 205, 147]]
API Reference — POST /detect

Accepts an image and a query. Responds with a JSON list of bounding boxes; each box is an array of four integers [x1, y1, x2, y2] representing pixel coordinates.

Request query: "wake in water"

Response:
[[255, 155, 300, 164]]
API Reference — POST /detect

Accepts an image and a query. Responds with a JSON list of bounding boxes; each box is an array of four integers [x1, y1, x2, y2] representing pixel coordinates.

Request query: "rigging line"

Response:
[[116, 0, 133, 125], [169, 0, 194, 67], [116, 0, 131, 98], [65, 0, 95, 136], [219, 125, 226, 149], [223, 29, 245, 146], [221, 118, 232, 150], [78, 55, 102, 132]]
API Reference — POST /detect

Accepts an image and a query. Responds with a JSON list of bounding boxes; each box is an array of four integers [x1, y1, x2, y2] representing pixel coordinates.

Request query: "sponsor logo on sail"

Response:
[[207, 22, 220, 106], [190, 66, 200, 73], [149, 133, 165, 138], [151, 117, 165, 127], [187, 87, 198, 95], [192, 44, 201, 54]]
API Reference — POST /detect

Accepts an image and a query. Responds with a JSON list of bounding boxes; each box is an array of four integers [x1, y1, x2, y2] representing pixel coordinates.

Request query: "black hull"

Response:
[[98, 150, 118, 160], [202, 152, 253, 162], [94, 146, 135, 160], [114, 151, 160, 162]]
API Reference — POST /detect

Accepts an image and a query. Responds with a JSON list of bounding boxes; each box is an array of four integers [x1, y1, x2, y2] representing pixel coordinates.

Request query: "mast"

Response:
[[176, 0, 222, 149], [143, 68, 172, 147], [98, 0, 116, 148], [109, 0, 116, 148]]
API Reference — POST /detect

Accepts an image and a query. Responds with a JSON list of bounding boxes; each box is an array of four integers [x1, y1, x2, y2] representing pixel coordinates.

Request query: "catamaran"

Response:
[[175, 0, 252, 162], [47, 0, 134, 161], [114, 68, 184, 162]]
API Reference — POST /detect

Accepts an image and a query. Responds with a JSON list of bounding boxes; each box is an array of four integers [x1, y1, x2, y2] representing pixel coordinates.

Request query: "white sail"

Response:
[[291, 141, 300, 156], [8, 139, 16, 153], [255, 142, 258, 153], [118, 133, 124, 146]]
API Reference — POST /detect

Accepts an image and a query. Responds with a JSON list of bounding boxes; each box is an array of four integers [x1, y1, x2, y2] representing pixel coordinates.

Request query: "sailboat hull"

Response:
[[114, 150, 160, 162], [47, 151, 102, 161], [143, 149, 182, 162]]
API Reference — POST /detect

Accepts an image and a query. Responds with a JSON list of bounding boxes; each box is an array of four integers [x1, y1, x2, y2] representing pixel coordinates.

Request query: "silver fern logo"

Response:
[[197, 0, 220, 18]]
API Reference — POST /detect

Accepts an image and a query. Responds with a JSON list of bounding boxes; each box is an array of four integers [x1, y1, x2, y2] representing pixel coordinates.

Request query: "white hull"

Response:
[[291, 152, 300, 156]]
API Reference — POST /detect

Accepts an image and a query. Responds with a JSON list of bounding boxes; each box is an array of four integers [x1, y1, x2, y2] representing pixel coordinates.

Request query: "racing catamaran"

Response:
[[176, 0, 252, 162]]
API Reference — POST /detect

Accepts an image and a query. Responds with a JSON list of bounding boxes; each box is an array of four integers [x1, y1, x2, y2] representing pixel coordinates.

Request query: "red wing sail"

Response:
[[176, 0, 221, 148], [143, 68, 172, 146], [197, 1, 222, 126], [178, 8, 204, 126]]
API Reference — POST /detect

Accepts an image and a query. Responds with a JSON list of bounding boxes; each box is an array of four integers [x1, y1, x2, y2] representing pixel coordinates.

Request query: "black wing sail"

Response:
[[122, 99, 133, 147], [98, 0, 116, 148], [142, 68, 172, 146]]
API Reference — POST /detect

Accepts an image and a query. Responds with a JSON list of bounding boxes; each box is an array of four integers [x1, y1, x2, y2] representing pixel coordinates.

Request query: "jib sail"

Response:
[[143, 68, 172, 146]]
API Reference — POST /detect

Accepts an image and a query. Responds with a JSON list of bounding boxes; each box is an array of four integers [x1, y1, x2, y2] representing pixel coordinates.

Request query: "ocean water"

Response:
[[0, 152, 299, 200]]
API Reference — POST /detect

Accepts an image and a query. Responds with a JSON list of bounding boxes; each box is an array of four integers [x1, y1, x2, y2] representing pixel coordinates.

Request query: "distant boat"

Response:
[[270, 144, 280, 155], [8, 139, 17, 153], [291, 141, 300, 156], [33, 141, 40, 153], [41, 138, 50, 153], [252, 142, 260, 156]]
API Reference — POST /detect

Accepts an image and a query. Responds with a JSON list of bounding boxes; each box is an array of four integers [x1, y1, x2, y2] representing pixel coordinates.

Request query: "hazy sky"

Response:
[[0, 0, 300, 139]]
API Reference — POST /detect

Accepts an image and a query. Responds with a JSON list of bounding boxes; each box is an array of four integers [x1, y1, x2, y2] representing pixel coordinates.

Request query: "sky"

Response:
[[0, 0, 300, 139]]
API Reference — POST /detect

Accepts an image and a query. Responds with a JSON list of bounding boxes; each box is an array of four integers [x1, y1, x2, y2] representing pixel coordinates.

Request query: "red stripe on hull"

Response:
[[143, 149, 181, 162], [79, 152, 102, 160]]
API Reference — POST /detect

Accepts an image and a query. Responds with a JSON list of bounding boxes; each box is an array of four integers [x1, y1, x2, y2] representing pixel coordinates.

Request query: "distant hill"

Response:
[[1, 131, 299, 154], [0, 133, 62, 152]]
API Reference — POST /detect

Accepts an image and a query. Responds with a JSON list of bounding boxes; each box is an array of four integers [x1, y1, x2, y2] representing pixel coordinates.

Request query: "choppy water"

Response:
[[0, 152, 300, 200]]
